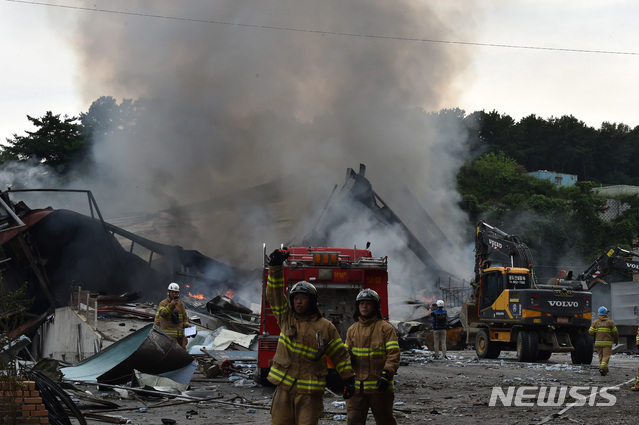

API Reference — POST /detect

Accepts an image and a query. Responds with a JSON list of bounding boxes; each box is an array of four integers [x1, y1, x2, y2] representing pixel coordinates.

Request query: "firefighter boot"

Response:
[[599, 364, 608, 376], [631, 379, 639, 391]]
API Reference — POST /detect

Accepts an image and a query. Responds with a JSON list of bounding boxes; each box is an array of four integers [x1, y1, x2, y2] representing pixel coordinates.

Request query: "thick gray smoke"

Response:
[[37, 1, 481, 309]]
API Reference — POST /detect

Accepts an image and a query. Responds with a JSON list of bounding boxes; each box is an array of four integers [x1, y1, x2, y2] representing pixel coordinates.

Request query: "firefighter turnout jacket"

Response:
[[266, 266, 355, 393], [345, 316, 400, 393], [155, 297, 190, 341], [589, 316, 619, 347]]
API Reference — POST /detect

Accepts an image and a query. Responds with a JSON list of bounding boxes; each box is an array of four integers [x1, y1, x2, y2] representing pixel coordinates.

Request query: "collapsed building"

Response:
[[1, 165, 470, 368], [0, 189, 258, 332]]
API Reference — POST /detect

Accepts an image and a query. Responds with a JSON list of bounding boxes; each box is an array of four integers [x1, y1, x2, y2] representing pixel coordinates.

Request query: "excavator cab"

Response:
[[477, 266, 531, 318]]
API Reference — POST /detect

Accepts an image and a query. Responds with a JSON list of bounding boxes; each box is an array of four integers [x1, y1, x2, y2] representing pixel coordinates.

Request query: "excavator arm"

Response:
[[474, 221, 535, 283], [576, 246, 639, 289]]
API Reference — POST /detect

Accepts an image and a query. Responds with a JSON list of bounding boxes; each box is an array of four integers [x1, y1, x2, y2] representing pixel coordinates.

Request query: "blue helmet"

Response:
[[597, 306, 609, 316]]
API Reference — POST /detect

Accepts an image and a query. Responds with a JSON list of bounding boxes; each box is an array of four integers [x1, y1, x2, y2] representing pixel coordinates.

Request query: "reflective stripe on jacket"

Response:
[[589, 316, 618, 347], [345, 316, 400, 393], [265, 266, 354, 393], [155, 297, 189, 339]]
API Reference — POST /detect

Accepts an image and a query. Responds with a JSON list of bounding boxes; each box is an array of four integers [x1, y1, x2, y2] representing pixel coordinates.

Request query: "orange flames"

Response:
[[182, 285, 235, 300], [422, 295, 437, 305], [188, 292, 206, 300]]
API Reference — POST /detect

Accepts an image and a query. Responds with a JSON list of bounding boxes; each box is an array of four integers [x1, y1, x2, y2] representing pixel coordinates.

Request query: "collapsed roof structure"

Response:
[[0, 188, 258, 337]]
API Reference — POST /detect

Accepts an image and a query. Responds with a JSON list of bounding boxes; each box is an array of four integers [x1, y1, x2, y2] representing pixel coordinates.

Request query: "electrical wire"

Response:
[[5, 0, 639, 56], [22, 368, 87, 425]]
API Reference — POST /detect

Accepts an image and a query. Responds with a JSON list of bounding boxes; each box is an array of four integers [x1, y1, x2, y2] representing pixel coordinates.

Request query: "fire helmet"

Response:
[[288, 281, 318, 307], [168, 282, 180, 292], [437, 300, 445, 308], [354, 288, 382, 319], [597, 306, 609, 316]]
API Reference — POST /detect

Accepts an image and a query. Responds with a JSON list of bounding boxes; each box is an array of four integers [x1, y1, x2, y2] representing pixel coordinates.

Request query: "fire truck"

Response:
[[254, 244, 389, 386]]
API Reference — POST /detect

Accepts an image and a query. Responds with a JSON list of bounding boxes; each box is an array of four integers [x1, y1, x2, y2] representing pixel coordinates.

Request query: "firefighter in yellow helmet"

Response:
[[344, 288, 400, 425], [155, 282, 190, 349], [266, 249, 355, 425], [589, 306, 618, 376]]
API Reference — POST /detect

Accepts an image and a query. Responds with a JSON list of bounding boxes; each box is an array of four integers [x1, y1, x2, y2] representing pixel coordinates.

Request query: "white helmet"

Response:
[[436, 300, 445, 308], [168, 282, 180, 292]]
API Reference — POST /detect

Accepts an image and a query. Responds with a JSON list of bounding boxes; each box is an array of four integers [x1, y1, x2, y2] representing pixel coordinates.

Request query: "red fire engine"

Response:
[[255, 245, 389, 385]]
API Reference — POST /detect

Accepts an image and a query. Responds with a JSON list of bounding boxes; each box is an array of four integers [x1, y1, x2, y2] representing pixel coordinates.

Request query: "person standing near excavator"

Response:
[[155, 282, 190, 349], [431, 299, 448, 359], [589, 306, 618, 376], [266, 248, 356, 425]]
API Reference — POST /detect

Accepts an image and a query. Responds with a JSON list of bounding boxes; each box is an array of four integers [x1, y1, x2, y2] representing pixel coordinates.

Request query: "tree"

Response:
[[79, 96, 143, 141], [0, 112, 87, 174]]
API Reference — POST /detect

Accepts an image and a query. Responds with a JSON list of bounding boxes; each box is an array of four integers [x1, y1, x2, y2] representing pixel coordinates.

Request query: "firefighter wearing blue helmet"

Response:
[[589, 306, 618, 376]]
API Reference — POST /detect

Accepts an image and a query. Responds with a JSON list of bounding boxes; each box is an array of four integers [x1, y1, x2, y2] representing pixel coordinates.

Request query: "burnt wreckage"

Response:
[[2, 165, 462, 349], [0, 188, 257, 338]]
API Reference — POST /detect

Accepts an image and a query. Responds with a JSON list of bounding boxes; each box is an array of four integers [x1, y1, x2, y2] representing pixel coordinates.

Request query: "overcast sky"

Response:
[[2, 0, 638, 290], [1, 0, 638, 141]]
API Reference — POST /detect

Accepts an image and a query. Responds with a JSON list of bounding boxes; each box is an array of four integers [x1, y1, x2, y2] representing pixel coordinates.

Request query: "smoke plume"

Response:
[[32, 1, 483, 308]]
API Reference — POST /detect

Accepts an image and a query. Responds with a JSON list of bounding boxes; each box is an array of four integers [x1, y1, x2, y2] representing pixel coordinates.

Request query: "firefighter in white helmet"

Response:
[[344, 289, 400, 425], [155, 282, 190, 349], [431, 299, 448, 359], [266, 248, 355, 425]]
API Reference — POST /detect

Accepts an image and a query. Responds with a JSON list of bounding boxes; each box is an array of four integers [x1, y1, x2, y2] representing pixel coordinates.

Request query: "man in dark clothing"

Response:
[[431, 299, 448, 359]]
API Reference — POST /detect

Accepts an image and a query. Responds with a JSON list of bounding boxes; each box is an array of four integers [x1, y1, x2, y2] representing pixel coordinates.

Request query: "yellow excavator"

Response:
[[462, 221, 593, 364]]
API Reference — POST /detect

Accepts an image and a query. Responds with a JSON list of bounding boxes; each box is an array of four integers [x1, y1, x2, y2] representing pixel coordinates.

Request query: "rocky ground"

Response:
[[69, 349, 639, 425]]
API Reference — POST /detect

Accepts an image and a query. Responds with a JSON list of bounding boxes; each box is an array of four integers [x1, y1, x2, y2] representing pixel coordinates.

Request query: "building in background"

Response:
[[528, 170, 578, 188]]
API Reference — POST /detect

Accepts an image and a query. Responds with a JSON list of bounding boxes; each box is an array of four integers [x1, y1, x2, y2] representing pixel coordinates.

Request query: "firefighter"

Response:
[[154, 282, 190, 349], [632, 327, 639, 391], [589, 306, 618, 376], [266, 249, 356, 425], [431, 300, 448, 359], [344, 289, 400, 425]]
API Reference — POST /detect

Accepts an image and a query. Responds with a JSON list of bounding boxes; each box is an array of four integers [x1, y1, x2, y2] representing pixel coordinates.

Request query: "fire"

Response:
[[188, 292, 206, 300], [225, 289, 235, 299], [422, 295, 438, 305]]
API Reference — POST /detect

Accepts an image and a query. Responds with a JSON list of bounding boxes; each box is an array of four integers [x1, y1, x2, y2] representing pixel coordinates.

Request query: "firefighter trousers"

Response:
[[270, 382, 324, 425], [346, 391, 396, 425], [433, 329, 447, 357], [596, 346, 612, 371]]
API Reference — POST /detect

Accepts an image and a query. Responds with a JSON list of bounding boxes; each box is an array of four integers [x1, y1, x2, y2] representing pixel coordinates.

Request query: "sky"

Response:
[[1, 0, 638, 142], [1, 1, 638, 301]]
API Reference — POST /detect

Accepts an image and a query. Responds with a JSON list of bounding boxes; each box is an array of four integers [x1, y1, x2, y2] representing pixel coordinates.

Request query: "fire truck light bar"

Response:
[[313, 252, 339, 265]]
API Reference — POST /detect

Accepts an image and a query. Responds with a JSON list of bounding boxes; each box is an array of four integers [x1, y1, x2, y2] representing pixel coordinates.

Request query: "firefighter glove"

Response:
[[268, 249, 290, 266], [377, 369, 391, 392], [343, 377, 356, 400], [171, 311, 180, 324]]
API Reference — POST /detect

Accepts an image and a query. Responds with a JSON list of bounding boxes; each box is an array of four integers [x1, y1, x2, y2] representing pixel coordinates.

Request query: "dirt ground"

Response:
[[70, 348, 639, 425]]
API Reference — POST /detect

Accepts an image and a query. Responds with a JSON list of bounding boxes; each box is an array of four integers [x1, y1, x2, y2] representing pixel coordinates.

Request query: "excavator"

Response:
[[462, 221, 594, 364], [555, 246, 639, 350], [573, 246, 639, 290]]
